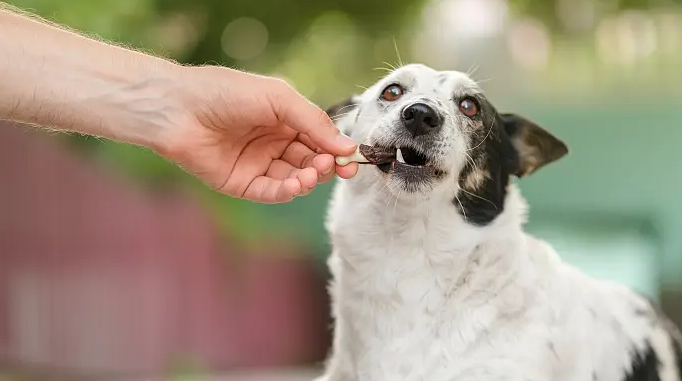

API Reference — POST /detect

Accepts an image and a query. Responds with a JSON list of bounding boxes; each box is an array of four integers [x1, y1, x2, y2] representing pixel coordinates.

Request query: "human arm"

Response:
[[0, 4, 359, 202]]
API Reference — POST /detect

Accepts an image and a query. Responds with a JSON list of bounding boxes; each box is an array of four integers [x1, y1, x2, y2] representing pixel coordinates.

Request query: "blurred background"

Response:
[[1, 0, 682, 379]]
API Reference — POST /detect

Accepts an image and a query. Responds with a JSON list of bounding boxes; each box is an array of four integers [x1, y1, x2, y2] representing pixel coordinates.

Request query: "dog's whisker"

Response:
[[330, 112, 355, 121], [385, 191, 395, 209], [335, 103, 358, 113], [454, 194, 467, 222], [330, 113, 377, 122], [383, 61, 397, 71], [460, 152, 486, 197], [330, 112, 377, 121], [463, 151, 483, 183], [377, 180, 394, 198], [459, 188, 497, 209], [342, 115, 377, 121], [474, 77, 493, 85], [466, 63, 480, 78], [392, 189, 402, 215], [329, 106, 361, 117], [368, 177, 384, 192], [383, 192, 394, 209], [392, 37, 404, 68], [465, 114, 495, 153]]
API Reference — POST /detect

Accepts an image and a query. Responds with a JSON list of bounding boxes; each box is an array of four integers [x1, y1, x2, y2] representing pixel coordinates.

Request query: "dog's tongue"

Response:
[[336, 144, 395, 166]]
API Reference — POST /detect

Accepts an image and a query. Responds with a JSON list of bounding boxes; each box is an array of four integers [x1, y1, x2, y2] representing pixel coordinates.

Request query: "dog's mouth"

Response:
[[363, 145, 444, 177], [374, 147, 426, 173]]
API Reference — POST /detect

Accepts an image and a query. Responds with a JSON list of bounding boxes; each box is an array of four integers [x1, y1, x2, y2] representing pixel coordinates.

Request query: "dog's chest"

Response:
[[330, 244, 547, 381], [326, 189, 557, 381], [336, 292, 552, 381]]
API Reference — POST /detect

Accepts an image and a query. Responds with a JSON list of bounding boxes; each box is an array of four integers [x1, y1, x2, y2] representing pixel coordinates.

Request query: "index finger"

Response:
[[267, 79, 357, 156]]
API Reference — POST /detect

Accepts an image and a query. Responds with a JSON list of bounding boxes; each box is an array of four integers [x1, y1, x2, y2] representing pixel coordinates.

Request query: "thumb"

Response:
[[267, 79, 357, 156]]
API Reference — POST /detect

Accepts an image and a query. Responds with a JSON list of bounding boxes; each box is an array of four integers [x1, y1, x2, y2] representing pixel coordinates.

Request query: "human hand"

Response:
[[153, 66, 360, 203]]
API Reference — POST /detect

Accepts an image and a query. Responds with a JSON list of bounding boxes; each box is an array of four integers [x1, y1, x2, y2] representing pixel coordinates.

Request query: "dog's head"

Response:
[[327, 64, 568, 226]]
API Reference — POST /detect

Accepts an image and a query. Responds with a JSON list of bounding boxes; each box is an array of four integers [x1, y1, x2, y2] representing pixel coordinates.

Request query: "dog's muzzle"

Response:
[[402, 103, 442, 137]]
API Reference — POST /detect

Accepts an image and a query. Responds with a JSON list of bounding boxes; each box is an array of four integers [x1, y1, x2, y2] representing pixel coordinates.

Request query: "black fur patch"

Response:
[[454, 97, 519, 226], [453, 97, 568, 226], [325, 97, 359, 136], [672, 338, 682, 381], [325, 97, 358, 119], [640, 297, 682, 381], [623, 342, 661, 381]]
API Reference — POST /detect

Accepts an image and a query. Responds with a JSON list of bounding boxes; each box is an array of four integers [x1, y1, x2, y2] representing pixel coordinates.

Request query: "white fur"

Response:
[[317, 64, 681, 381]]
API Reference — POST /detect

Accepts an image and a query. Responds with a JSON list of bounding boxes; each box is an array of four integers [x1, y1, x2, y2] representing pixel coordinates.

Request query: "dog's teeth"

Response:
[[396, 148, 406, 164]]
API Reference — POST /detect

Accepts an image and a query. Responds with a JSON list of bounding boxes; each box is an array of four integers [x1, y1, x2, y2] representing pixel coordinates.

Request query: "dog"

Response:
[[317, 63, 682, 381]]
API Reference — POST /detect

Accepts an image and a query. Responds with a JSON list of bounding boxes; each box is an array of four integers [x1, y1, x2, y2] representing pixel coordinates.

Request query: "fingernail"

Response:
[[335, 133, 356, 149]]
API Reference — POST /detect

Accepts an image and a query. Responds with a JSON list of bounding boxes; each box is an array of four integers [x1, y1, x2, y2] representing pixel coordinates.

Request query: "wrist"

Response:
[[82, 57, 190, 150]]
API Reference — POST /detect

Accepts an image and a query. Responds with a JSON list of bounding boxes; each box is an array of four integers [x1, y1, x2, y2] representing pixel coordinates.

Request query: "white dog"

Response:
[[317, 63, 682, 381]]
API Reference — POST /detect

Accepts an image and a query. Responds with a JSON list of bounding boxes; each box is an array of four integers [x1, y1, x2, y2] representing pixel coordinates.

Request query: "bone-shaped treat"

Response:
[[335, 144, 395, 166]]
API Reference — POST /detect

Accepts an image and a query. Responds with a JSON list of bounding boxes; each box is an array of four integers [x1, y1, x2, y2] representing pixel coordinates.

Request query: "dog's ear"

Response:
[[325, 96, 360, 136], [325, 96, 360, 119], [501, 113, 568, 177]]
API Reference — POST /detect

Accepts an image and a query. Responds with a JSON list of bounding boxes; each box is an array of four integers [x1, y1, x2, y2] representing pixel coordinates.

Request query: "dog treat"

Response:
[[335, 146, 370, 166], [335, 144, 395, 166]]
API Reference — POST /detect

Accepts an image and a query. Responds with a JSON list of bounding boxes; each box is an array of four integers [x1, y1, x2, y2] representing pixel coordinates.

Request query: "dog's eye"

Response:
[[381, 84, 404, 102], [459, 98, 479, 117]]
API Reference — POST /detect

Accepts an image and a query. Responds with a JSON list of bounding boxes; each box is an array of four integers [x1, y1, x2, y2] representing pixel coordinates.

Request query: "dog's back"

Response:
[[525, 235, 682, 381]]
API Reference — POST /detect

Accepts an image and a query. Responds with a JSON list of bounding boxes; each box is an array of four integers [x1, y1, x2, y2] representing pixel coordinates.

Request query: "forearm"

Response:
[[0, 4, 184, 148]]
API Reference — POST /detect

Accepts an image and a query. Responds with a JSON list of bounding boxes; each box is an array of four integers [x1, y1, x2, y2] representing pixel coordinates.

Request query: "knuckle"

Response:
[[311, 106, 330, 126], [270, 78, 292, 95], [265, 78, 293, 110], [220, 179, 244, 198]]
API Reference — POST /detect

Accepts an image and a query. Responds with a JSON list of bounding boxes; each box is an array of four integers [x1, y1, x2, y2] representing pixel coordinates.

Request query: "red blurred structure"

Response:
[[0, 123, 330, 378]]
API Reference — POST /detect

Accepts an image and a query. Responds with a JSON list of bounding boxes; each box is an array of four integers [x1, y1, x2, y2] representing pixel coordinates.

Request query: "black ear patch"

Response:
[[500, 114, 569, 177], [325, 96, 359, 119], [325, 96, 360, 136]]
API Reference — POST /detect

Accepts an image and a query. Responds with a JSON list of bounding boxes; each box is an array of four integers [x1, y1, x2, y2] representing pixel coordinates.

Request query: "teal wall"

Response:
[[517, 100, 682, 292]]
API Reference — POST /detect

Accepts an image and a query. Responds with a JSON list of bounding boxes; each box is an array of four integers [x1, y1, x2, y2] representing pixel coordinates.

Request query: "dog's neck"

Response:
[[327, 180, 536, 306]]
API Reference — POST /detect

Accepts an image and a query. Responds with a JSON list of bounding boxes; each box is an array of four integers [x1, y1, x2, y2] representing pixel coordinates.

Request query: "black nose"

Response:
[[401, 103, 442, 137]]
